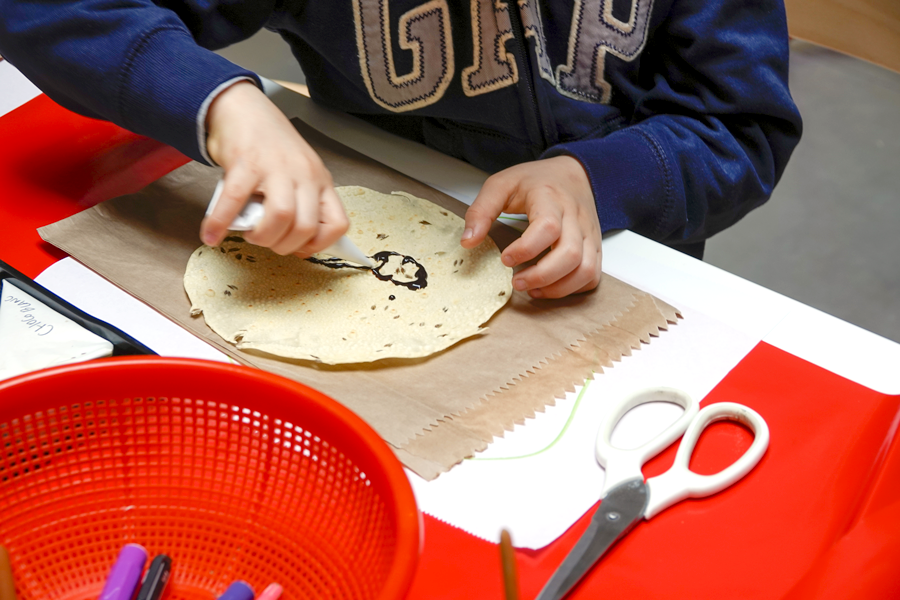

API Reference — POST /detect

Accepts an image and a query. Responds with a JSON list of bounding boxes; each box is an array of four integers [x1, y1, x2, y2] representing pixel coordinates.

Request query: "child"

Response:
[[0, 0, 801, 299]]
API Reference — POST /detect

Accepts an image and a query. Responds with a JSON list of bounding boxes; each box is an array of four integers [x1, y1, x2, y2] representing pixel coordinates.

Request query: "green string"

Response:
[[467, 376, 593, 461]]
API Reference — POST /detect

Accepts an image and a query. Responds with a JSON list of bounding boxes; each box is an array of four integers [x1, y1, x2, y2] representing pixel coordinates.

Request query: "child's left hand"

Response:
[[461, 155, 602, 299]]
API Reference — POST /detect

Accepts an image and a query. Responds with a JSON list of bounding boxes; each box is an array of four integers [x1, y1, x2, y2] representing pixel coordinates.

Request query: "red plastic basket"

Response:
[[0, 357, 420, 600]]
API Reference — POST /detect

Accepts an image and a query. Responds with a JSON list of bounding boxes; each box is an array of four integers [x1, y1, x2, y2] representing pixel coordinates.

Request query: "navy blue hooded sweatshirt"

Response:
[[0, 0, 802, 256]]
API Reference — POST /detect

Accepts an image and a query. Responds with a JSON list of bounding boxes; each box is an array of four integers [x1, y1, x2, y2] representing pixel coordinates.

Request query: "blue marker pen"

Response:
[[98, 544, 147, 600], [218, 581, 254, 600]]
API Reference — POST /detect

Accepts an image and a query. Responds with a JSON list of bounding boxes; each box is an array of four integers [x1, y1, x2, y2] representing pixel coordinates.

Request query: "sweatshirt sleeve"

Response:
[[542, 0, 803, 249], [0, 0, 276, 164]]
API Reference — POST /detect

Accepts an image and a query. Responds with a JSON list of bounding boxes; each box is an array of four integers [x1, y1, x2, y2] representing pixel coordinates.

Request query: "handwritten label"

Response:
[[0, 279, 114, 381], [3, 292, 55, 336]]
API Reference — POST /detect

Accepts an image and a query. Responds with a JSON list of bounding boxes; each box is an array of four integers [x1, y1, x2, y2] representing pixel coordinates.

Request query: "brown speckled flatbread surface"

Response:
[[184, 187, 512, 364]]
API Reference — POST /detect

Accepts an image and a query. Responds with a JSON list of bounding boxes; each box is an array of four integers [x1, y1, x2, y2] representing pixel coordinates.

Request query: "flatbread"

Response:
[[184, 186, 513, 364]]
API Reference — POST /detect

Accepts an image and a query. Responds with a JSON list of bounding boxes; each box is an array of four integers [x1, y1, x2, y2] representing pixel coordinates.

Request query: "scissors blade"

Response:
[[535, 479, 649, 600]]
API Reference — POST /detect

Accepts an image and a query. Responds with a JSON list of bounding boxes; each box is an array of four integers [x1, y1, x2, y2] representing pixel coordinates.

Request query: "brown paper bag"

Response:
[[39, 120, 679, 479]]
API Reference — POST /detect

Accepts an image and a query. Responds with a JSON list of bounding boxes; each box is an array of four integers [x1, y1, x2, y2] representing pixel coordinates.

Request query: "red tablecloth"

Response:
[[3, 97, 900, 599]]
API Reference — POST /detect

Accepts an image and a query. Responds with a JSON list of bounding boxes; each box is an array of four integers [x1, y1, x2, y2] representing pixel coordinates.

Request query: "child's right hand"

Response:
[[200, 80, 349, 257], [461, 156, 602, 299]]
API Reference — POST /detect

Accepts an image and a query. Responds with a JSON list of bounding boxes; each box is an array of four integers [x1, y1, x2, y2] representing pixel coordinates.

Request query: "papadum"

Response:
[[184, 186, 513, 364]]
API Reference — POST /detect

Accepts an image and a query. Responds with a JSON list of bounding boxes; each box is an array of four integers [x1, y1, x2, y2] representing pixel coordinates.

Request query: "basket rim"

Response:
[[0, 356, 420, 600]]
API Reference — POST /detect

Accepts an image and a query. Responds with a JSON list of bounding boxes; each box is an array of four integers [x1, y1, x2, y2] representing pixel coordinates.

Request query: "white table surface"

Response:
[[3, 64, 898, 549]]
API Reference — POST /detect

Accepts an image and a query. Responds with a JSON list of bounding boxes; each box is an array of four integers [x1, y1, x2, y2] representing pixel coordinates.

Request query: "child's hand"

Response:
[[461, 156, 601, 299], [200, 81, 349, 256]]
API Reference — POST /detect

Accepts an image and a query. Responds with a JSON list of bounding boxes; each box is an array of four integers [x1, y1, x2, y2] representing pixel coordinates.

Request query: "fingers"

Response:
[[500, 198, 563, 268], [510, 206, 601, 298], [200, 160, 258, 246], [462, 171, 518, 249], [203, 167, 348, 257], [523, 237, 602, 299], [485, 156, 601, 299], [202, 84, 348, 256], [298, 186, 351, 255], [246, 177, 304, 254], [239, 180, 350, 257]]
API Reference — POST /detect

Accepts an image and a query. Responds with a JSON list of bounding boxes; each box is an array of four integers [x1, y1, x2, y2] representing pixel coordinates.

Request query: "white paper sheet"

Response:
[[0, 60, 41, 119]]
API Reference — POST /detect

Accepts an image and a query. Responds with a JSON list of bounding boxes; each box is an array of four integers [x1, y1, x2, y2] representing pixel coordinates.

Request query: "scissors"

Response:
[[535, 387, 770, 600]]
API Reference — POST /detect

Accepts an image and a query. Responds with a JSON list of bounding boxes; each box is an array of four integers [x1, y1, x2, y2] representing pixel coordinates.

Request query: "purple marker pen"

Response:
[[98, 544, 147, 600], [218, 581, 254, 600]]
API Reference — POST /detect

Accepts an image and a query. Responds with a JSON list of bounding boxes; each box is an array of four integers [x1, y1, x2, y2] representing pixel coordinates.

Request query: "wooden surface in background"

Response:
[[785, 0, 900, 73]]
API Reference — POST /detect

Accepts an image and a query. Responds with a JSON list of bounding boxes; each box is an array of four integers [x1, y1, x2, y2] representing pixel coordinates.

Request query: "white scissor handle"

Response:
[[643, 402, 769, 519], [596, 387, 700, 496]]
